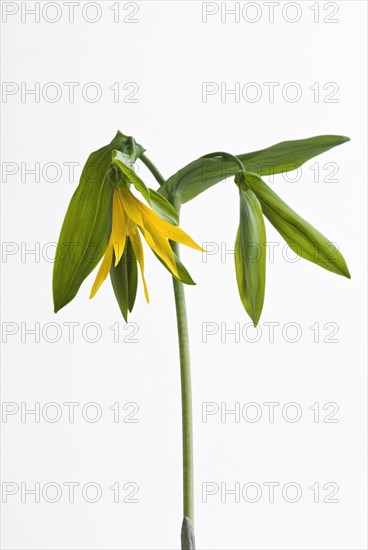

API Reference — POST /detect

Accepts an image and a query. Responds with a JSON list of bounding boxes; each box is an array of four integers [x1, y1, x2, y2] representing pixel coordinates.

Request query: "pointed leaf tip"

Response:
[[245, 172, 351, 279]]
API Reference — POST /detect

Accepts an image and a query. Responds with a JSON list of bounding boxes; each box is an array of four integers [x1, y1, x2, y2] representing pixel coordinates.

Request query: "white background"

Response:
[[1, 1, 367, 549]]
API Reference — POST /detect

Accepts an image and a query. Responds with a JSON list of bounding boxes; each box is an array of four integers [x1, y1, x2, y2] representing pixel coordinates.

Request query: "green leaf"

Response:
[[159, 156, 227, 204], [160, 135, 349, 204], [173, 252, 196, 285], [235, 179, 267, 326], [110, 238, 138, 321], [112, 150, 151, 203], [238, 135, 350, 177], [110, 248, 129, 322], [53, 131, 128, 313], [245, 172, 351, 278], [126, 238, 138, 312], [148, 188, 179, 225], [153, 249, 196, 285]]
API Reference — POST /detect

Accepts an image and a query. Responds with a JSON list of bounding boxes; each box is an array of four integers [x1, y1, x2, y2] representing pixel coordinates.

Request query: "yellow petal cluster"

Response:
[[90, 186, 203, 302]]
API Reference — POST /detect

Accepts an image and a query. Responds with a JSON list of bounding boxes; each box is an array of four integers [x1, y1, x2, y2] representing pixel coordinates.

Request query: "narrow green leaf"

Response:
[[238, 135, 350, 177], [153, 249, 196, 285], [110, 248, 129, 322], [246, 172, 351, 278], [53, 131, 128, 313], [126, 238, 138, 312], [159, 156, 227, 204], [173, 252, 196, 285], [148, 188, 179, 225], [110, 238, 138, 320], [235, 180, 266, 326], [160, 135, 349, 204], [112, 150, 151, 203]]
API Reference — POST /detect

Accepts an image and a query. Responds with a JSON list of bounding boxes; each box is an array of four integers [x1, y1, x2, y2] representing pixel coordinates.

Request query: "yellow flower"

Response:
[[90, 185, 203, 302]]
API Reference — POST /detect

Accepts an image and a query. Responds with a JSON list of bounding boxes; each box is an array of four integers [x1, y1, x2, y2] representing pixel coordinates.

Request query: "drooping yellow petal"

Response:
[[119, 186, 155, 249], [112, 185, 203, 291], [112, 190, 128, 266], [138, 201, 204, 251], [151, 233, 180, 279], [139, 226, 155, 249], [90, 242, 114, 299], [127, 223, 150, 303], [119, 186, 144, 227]]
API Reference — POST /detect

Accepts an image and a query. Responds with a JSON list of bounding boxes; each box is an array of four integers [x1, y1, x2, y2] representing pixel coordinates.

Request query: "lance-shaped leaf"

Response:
[[160, 156, 228, 204], [110, 238, 138, 321], [245, 172, 351, 278], [148, 188, 179, 225], [53, 131, 129, 313], [126, 239, 138, 312], [153, 249, 196, 286], [235, 178, 267, 326], [238, 135, 350, 177], [160, 135, 349, 204], [112, 150, 151, 203], [110, 248, 129, 321]]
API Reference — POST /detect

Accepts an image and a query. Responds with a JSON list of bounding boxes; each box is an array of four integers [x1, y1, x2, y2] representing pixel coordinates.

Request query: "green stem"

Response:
[[171, 236, 196, 550], [140, 158, 195, 548], [172, 240, 194, 517], [140, 153, 166, 186]]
